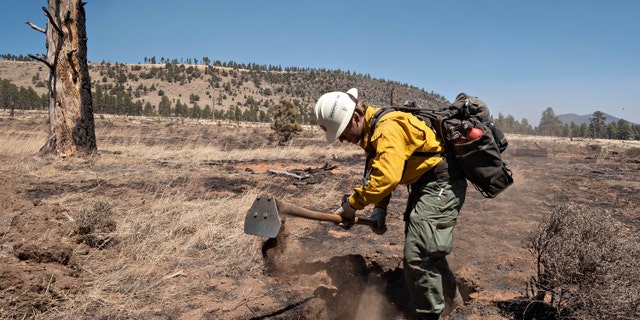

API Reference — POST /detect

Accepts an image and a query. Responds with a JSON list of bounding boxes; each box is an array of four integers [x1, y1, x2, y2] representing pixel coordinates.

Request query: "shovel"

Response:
[[244, 195, 376, 238]]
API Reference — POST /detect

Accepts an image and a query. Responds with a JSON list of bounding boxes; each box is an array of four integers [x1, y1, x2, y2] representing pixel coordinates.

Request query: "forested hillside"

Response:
[[0, 58, 447, 123]]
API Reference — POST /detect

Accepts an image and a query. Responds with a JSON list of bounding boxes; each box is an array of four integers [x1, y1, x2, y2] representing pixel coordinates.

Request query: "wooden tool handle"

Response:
[[275, 198, 376, 227]]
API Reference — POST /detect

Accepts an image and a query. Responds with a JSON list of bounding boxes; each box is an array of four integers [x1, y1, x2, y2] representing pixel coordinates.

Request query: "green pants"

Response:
[[403, 178, 467, 318]]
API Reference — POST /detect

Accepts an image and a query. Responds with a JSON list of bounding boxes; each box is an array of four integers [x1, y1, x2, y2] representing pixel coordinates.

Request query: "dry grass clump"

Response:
[[61, 192, 267, 318], [527, 204, 640, 319], [74, 200, 117, 249], [113, 191, 264, 270]]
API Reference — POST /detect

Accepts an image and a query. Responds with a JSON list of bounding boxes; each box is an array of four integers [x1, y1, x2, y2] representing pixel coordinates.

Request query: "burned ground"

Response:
[[1, 114, 638, 319]]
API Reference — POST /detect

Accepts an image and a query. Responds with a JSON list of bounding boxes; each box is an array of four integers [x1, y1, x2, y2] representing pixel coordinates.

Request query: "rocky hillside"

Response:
[[0, 60, 448, 120]]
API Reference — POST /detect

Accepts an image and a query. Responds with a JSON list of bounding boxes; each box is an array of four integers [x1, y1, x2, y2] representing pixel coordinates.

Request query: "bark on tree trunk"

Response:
[[37, 0, 96, 157]]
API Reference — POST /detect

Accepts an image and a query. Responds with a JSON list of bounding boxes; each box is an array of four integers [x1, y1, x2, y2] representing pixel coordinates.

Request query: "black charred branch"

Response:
[[27, 54, 53, 70], [42, 6, 63, 35], [249, 297, 313, 320]]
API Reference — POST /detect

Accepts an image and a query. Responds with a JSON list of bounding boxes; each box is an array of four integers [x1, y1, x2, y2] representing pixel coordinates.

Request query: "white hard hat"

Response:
[[314, 88, 358, 142]]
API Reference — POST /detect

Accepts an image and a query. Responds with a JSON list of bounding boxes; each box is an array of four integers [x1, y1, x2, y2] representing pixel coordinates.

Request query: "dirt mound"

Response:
[[256, 221, 481, 320], [0, 187, 82, 316]]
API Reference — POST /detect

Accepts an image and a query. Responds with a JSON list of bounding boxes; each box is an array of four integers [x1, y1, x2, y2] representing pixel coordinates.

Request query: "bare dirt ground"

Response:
[[1, 112, 639, 319]]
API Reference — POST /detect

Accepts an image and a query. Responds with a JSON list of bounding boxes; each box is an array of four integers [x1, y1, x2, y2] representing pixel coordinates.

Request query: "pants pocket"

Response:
[[405, 213, 456, 259], [430, 220, 455, 254]]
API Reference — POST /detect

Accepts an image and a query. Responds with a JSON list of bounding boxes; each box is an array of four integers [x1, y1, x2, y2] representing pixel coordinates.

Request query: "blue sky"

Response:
[[2, 1, 639, 125]]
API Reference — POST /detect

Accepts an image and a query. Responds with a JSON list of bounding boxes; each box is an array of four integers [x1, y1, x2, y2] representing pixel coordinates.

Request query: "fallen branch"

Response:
[[149, 270, 187, 289], [249, 296, 313, 320], [162, 270, 186, 280], [304, 162, 337, 173], [267, 169, 310, 180]]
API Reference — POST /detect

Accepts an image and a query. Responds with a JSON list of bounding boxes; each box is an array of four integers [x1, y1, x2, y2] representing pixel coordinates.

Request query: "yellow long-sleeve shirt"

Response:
[[348, 106, 445, 210]]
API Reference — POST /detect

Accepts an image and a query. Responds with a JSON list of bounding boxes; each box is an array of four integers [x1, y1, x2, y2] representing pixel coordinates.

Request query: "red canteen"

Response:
[[466, 128, 483, 141]]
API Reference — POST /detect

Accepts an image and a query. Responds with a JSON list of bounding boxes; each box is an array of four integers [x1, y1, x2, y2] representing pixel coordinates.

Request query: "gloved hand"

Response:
[[333, 195, 356, 230], [369, 207, 388, 235]]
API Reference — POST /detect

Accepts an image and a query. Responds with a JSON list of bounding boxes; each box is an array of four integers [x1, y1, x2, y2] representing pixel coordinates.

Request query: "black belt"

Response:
[[404, 153, 464, 221], [413, 152, 464, 185]]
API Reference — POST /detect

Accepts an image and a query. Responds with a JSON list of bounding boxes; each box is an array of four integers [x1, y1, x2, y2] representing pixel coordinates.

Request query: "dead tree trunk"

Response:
[[27, 0, 96, 157]]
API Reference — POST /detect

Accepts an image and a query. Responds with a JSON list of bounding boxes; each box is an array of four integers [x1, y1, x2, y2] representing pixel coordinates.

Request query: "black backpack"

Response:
[[369, 92, 513, 198]]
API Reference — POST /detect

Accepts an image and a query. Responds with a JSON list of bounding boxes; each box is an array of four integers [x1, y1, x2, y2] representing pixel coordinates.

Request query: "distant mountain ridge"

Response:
[[557, 112, 637, 126]]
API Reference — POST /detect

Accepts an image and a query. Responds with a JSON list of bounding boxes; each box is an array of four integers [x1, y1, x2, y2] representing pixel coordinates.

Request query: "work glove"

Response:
[[333, 195, 356, 230], [369, 207, 388, 235]]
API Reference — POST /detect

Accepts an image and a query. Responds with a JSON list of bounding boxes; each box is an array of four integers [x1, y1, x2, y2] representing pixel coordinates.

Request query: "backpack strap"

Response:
[[362, 108, 441, 186], [369, 107, 395, 136], [362, 108, 392, 186]]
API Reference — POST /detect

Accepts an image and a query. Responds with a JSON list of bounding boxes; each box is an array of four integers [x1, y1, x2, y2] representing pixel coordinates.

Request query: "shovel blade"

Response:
[[244, 195, 281, 238]]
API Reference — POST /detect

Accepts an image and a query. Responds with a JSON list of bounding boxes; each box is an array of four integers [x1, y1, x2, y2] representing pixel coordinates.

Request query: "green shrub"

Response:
[[270, 98, 301, 145]]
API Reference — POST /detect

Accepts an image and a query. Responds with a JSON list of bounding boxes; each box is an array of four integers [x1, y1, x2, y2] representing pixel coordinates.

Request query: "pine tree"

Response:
[[589, 111, 607, 139], [270, 99, 302, 144], [617, 119, 632, 140], [538, 107, 562, 136]]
